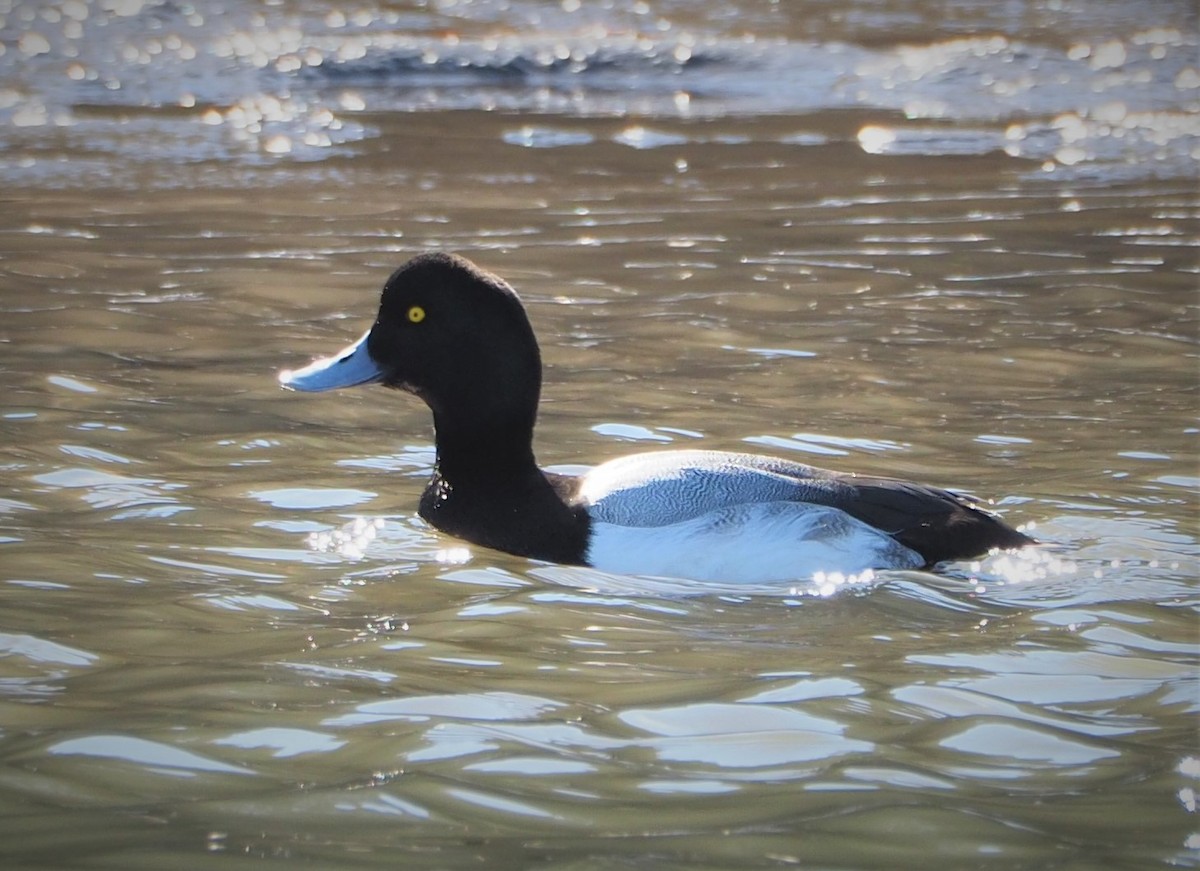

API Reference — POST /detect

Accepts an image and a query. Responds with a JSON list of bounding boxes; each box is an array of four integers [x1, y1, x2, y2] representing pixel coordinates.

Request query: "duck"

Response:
[[278, 252, 1033, 583]]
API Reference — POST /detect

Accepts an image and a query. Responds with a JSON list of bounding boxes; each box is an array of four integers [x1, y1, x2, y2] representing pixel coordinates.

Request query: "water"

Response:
[[1, 0, 1198, 868]]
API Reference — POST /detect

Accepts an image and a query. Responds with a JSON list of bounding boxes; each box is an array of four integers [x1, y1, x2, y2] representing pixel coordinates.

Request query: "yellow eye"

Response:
[[407, 305, 426, 323]]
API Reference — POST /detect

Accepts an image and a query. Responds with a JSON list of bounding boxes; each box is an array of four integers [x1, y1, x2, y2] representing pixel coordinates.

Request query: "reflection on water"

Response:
[[2, 0, 1198, 176], [1, 0, 1198, 868]]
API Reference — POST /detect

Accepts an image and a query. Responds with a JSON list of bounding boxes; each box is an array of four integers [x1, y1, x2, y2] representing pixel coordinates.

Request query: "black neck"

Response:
[[417, 413, 590, 564], [429, 412, 540, 485]]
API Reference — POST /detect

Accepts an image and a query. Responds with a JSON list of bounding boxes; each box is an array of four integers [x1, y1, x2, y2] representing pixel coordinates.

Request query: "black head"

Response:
[[365, 253, 543, 434], [279, 252, 545, 449]]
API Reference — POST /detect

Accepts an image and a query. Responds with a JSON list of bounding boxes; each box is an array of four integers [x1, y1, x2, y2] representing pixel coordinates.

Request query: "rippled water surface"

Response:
[[1, 0, 1198, 868]]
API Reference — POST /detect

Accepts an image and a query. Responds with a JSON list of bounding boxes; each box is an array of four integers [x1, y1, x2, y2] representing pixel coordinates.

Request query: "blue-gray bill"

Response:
[[278, 330, 382, 392]]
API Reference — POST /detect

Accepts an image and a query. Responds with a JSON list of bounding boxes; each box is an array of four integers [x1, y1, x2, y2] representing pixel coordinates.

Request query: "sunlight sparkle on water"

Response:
[[967, 542, 1080, 590], [792, 569, 878, 598], [435, 546, 472, 565], [306, 516, 383, 559]]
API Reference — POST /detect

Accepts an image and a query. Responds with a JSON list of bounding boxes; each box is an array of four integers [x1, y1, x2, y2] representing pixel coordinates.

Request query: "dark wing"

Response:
[[831, 475, 1034, 565]]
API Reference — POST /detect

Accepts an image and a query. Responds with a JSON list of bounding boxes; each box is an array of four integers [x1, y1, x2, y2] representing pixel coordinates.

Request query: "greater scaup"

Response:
[[279, 252, 1033, 582]]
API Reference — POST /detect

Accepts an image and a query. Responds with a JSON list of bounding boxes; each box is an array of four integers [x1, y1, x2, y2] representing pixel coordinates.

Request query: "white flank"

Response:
[[586, 501, 923, 584]]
